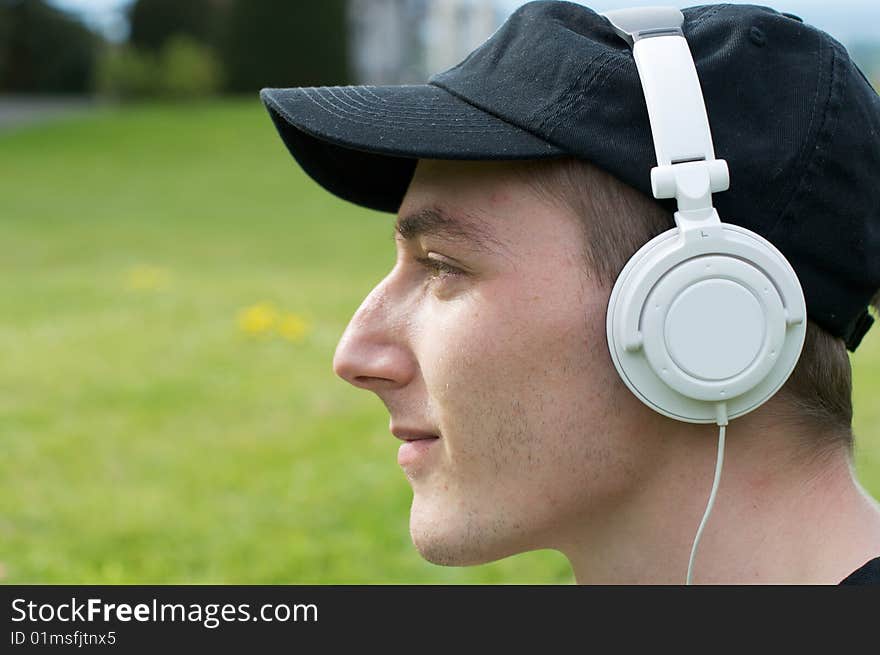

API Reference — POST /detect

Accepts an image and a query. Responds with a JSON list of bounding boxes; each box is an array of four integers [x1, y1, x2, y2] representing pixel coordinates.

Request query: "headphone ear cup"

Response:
[[606, 222, 806, 423]]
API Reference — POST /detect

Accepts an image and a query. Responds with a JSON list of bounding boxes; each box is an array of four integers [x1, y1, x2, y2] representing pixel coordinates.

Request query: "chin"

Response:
[[408, 495, 531, 567], [410, 525, 496, 567]]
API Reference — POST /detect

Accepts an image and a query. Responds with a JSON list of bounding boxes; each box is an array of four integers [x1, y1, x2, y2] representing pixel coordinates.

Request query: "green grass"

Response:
[[0, 100, 877, 583], [0, 99, 574, 583]]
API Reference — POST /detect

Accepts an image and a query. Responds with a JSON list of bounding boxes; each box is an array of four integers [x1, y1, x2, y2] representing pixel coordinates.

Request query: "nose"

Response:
[[333, 275, 416, 392]]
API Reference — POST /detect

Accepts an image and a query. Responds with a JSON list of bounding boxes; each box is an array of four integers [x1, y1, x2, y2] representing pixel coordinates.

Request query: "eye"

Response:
[[414, 253, 464, 282]]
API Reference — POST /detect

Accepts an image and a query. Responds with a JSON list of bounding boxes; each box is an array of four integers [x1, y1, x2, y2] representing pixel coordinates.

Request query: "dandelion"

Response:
[[277, 312, 310, 343], [127, 265, 171, 291], [237, 302, 278, 337]]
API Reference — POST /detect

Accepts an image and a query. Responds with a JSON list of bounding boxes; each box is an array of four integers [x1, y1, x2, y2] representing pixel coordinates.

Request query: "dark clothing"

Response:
[[839, 557, 880, 584]]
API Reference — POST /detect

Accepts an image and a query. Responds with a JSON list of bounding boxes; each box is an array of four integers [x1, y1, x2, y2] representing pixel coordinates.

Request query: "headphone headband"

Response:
[[602, 6, 807, 426], [603, 7, 729, 219]]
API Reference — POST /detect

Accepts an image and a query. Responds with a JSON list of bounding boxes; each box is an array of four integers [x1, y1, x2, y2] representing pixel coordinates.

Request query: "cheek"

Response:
[[418, 280, 615, 471]]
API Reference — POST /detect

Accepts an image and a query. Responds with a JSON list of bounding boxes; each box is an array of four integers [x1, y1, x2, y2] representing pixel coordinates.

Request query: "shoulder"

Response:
[[839, 556, 880, 585]]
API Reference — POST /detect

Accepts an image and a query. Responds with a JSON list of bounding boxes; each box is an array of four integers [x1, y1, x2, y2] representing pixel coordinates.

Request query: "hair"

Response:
[[515, 157, 880, 455]]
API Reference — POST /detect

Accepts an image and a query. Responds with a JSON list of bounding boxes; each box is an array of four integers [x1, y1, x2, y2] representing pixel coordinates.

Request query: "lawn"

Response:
[[0, 99, 877, 583]]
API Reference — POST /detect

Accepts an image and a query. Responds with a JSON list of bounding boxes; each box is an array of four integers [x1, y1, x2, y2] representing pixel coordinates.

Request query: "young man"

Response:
[[260, 2, 880, 583]]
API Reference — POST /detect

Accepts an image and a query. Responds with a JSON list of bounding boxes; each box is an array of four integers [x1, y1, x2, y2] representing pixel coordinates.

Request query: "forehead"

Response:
[[398, 159, 581, 253], [396, 205, 506, 256], [403, 159, 532, 203]]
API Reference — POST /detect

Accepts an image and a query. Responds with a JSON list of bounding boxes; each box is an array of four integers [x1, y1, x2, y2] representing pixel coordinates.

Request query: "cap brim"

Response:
[[260, 84, 566, 213]]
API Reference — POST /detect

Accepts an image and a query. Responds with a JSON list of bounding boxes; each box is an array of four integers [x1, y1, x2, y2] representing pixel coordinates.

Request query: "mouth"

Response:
[[396, 437, 439, 468], [390, 425, 440, 469]]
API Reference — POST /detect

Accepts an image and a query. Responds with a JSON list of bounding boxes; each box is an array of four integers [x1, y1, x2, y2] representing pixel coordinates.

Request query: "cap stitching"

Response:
[[303, 92, 510, 132], [520, 47, 609, 130], [529, 51, 615, 135], [318, 87, 505, 126], [427, 78, 568, 147], [353, 86, 465, 112], [769, 37, 858, 344], [776, 38, 848, 241], [342, 86, 501, 120], [545, 52, 628, 136], [303, 88, 512, 131], [766, 34, 830, 235], [686, 3, 725, 30], [286, 85, 500, 124], [545, 55, 631, 139], [358, 86, 428, 103], [305, 107, 508, 132], [262, 92, 304, 137], [348, 86, 449, 112]]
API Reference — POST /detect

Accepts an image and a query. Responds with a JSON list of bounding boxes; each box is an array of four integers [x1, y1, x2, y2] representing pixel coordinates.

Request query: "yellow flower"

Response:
[[127, 266, 171, 291], [237, 302, 278, 337], [277, 312, 310, 343]]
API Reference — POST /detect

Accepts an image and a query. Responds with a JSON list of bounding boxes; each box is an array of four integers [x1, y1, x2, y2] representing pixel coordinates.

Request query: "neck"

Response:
[[559, 412, 880, 584]]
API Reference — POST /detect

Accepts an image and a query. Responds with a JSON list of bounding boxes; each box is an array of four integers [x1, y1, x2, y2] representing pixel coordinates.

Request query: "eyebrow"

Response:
[[394, 207, 507, 256]]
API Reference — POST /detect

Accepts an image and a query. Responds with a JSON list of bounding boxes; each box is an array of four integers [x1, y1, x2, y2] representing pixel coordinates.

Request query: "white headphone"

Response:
[[602, 7, 807, 427], [601, 7, 809, 583]]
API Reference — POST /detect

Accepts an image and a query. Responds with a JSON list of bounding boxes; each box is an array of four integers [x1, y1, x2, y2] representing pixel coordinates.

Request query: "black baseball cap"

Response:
[[260, 1, 880, 351]]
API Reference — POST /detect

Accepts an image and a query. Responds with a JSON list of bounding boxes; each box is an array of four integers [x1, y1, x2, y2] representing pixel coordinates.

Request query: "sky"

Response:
[[500, 1, 880, 45], [49, 0, 880, 46], [48, 0, 135, 42]]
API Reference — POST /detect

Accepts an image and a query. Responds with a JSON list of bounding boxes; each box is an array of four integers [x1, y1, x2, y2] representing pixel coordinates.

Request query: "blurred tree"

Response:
[[93, 44, 158, 100], [128, 0, 223, 52], [157, 35, 224, 99], [95, 36, 223, 102], [0, 0, 100, 93], [849, 42, 880, 93], [219, 0, 349, 93]]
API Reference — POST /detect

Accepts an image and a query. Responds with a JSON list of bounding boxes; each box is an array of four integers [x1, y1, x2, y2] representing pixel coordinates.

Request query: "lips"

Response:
[[397, 437, 438, 468], [391, 424, 440, 469], [390, 425, 439, 441]]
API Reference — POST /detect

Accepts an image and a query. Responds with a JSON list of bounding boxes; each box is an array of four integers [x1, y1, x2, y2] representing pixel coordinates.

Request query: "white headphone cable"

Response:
[[686, 402, 729, 585]]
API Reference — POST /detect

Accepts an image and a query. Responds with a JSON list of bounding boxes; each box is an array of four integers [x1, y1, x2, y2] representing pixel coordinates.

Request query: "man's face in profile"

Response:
[[333, 159, 654, 565]]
